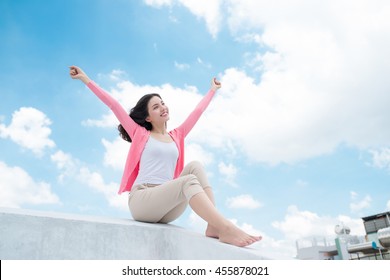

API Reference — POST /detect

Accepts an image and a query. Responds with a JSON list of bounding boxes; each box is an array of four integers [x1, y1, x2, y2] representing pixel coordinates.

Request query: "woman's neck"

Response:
[[151, 123, 167, 135]]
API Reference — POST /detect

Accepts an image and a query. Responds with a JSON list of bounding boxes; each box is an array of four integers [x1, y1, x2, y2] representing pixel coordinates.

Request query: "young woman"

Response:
[[69, 66, 261, 247]]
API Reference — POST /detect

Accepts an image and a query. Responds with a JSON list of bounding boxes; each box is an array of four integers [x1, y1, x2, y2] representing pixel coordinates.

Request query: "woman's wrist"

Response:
[[81, 76, 91, 84]]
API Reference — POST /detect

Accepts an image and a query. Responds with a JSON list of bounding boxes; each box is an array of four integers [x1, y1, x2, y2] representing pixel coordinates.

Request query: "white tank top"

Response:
[[133, 136, 179, 186]]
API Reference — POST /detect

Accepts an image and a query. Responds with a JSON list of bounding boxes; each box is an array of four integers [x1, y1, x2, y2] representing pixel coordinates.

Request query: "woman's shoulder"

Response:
[[168, 129, 183, 140], [134, 127, 151, 138]]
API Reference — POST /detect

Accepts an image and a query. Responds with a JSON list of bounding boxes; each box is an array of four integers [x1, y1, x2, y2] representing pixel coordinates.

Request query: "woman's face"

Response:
[[146, 96, 170, 125]]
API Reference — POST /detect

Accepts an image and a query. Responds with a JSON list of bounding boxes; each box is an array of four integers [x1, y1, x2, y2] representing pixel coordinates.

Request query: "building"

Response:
[[348, 211, 390, 260], [296, 211, 390, 260]]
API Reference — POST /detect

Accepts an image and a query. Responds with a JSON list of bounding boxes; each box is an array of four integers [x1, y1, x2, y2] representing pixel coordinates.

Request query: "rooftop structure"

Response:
[[296, 211, 390, 260]]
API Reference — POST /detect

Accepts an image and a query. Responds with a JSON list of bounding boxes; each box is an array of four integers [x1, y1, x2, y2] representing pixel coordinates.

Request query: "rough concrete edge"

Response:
[[0, 207, 268, 260]]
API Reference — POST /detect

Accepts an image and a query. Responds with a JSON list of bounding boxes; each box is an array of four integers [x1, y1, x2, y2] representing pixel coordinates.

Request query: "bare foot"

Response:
[[218, 223, 262, 247], [205, 224, 219, 239]]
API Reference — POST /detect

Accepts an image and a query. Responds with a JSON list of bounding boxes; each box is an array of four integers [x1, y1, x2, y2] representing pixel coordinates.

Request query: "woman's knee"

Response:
[[186, 160, 203, 172], [181, 174, 198, 185], [184, 161, 210, 189], [181, 174, 204, 199]]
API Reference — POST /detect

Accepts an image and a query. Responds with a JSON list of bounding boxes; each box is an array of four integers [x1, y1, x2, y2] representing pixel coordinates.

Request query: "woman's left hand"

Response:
[[69, 65, 91, 84], [211, 77, 221, 91]]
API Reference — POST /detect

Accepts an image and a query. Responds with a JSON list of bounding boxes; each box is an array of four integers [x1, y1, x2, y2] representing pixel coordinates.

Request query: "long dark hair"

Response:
[[118, 93, 162, 142]]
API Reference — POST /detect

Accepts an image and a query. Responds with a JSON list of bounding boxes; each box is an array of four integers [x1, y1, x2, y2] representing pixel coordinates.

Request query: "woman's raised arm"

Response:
[[69, 65, 140, 139], [175, 77, 221, 138]]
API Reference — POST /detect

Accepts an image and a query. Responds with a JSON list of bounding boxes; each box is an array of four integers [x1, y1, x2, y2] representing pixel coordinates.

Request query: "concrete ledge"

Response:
[[0, 208, 267, 260]]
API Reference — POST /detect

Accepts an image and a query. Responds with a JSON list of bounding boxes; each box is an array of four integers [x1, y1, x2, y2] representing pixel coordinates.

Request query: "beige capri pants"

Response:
[[128, 161, 211, 224]]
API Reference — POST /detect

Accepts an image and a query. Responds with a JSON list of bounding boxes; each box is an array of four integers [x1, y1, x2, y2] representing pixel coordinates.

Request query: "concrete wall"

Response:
[[0, 208, 266, 260]]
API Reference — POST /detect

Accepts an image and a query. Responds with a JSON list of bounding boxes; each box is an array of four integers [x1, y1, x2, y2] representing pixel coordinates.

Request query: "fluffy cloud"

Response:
[[226, 194, 262, 209], [0, 161, 60, 208], [369, 148, 390, 170], [51, 150, 127, 211], [272, 205, 365, 241], [228, 219, 298, 259], [144, 0, 173, 8], [145, 0, 223, 38], [142, 0, 390, 166], [350, 192, 372, 213], [101, 137, 130, 171], [178, 0, 222, 38], [185, 143, 214, 166], [218, 161, 238, 187], [82, 112, 118, 128], [50, 150, 79, 182], [0, 107, 55, 156]]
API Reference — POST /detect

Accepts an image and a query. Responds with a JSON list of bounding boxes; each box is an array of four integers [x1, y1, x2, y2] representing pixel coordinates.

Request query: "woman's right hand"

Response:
[[69, 65, 91, 84], [211, 77, 221, 91]]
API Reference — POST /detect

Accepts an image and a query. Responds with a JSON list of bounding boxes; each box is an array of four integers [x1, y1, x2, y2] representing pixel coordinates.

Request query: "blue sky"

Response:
[[1, 0, 390, 259]]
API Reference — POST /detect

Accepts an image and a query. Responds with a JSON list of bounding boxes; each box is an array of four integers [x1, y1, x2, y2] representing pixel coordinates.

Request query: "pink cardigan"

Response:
[[87, 81, 216, 194]]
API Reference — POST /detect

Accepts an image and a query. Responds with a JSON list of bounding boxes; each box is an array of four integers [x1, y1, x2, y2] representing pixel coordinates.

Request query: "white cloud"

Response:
[[0, 161, 60, 208], [185, 142, 214, 166], [97, 69, 128, 82], [101, 137, 130, 170], [178, 0, 222, 38], [226, 194, 262, 209], [81, 113, 117, 128], [51, 150, 79, 182], [51, 150, 127, 211], [218, 161, 237, 186], [145, 0, 223, 38], [272, 205, 365, 241], [0, 107, 55, 156], [109, 69, 127, 81], [369, 148, 390, 170], [187, 210, 207, 233], [350, 192, 372, 213], [144, 0, 173, 8], [252, 234, 297, 259], [229, 218, 296, 259], [142, 1, 390, 165], [174, 61, 190, 71], [77, 167, 126, 210], [228, 0, 390, 148]]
